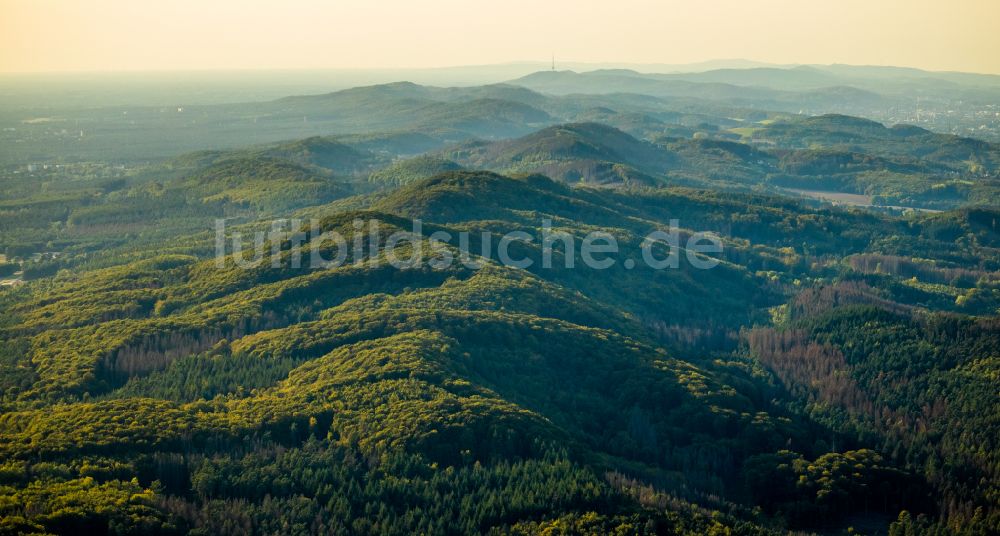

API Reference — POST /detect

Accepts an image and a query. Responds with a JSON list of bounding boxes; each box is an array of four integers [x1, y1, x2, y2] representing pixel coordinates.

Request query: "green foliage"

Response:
[[743, 449, 920, 527], [2, 117, 999, 535], [368, 155, 463, 186], [0, 477, 177, 535], [444, 123, 667, 185]]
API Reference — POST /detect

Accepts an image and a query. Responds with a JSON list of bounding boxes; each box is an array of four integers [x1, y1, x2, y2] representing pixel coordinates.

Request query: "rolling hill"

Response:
[[3, 63, 1000, 535], [441, 123, 672, 185], [2, 168, 998, 534]]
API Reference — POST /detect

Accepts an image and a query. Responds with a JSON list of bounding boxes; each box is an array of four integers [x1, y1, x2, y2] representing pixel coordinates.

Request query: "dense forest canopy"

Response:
[[1, 64, 999, 535]]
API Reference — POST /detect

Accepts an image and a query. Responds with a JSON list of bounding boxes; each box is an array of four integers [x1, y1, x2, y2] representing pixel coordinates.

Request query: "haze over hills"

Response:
[[1, 60, 999, 535], [2, 59, 998, 107], [3, 60, 1000, 163]]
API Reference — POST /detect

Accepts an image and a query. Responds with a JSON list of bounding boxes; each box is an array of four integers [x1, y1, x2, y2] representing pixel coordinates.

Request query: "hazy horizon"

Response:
[[3, 0, 1000, 75], [4, 58, 1000, 78]]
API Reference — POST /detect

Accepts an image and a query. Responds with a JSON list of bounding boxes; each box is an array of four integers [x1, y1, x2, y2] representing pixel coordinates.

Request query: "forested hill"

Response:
[[437, 117, 1000, 206], [0, 166, 998, 534], [2, 62, 1000, 535]]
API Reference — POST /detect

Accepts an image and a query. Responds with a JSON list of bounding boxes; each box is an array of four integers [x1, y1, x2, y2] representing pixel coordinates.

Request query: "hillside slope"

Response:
[[2, 170, 998, 534]]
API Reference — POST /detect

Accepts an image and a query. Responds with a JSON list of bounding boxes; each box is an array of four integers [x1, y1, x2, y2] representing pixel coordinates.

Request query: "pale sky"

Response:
[[2, 0, 998, 74]]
